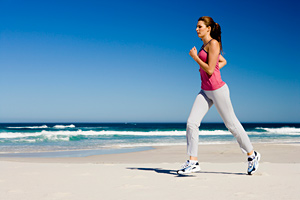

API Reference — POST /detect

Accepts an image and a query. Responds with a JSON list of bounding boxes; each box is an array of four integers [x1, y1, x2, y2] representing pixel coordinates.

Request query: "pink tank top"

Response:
[[198, 48, 225, 91]]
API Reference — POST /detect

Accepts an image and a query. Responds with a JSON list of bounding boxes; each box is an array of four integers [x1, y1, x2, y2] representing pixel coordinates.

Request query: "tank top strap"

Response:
[[202, 38, 213, 49]]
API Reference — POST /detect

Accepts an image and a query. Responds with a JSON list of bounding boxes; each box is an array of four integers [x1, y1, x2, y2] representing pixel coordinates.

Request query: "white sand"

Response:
[[1, 143, 300, 200]]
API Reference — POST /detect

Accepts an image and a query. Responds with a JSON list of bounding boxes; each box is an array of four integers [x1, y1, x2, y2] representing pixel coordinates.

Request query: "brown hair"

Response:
[[198, 16, 223, 53]]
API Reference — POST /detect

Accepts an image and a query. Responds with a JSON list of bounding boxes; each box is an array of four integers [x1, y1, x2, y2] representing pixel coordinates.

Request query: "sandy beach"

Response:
[[1, 143, 300, 200]]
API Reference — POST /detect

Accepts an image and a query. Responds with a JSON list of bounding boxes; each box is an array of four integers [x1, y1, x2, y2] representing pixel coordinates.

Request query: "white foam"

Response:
[[18, 139, 38, 143], [0, 129, 232, 140], [6, 125, 48, 129], [40, 130, 231, 136], [53, 124, 75, 129], [1, 127, 299, 141], [0, 132, 43, 139], [255, 127, 300, 135]]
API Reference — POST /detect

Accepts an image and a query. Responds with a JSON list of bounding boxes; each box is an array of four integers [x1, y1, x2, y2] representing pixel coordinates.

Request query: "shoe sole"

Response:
[[177, 166, 201, 174]]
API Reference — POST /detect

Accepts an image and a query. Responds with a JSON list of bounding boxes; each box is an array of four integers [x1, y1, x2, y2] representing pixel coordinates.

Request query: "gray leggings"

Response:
[[186, 84, 253, 157]]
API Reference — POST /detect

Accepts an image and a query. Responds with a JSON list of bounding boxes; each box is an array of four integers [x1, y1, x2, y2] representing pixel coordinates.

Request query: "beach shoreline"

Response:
[[1, 143, 300, 200], [1, 142, 299, 164]]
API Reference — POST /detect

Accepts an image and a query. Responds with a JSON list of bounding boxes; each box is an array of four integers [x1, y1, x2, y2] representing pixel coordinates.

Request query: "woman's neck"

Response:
[[201, 35, 213, 45]]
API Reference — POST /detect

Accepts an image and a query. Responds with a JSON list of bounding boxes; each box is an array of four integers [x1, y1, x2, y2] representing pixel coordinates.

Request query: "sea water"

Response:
[[0, 123, 299, 156]]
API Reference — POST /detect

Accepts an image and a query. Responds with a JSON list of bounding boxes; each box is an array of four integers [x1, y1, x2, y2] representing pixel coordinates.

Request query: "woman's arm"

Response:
[[189, 40, 220, 75], [219, 54, 227, 69]]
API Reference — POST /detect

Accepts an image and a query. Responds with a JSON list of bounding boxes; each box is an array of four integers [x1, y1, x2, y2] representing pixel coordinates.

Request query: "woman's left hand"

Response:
[[189, 46, 198, 59]]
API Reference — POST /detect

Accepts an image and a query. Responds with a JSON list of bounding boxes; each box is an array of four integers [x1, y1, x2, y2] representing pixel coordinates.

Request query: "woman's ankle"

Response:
[[189, 156, 198, 161]]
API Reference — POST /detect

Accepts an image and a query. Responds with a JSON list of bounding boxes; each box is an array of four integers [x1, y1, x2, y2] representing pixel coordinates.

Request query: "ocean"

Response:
[[0, 123, 300, 156]]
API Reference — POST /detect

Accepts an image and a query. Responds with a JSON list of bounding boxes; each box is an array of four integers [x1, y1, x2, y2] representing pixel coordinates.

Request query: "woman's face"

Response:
[[196, 20, 210, 38]]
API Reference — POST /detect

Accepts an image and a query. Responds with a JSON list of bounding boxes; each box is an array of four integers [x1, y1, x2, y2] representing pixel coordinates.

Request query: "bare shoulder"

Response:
[[209, 39, 219, 47], [208, 39, 220, 51]]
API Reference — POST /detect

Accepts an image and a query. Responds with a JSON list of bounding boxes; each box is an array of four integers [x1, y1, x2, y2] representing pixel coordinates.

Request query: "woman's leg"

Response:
[[205, 84, 253, 154], [186, 90, 213, 158]]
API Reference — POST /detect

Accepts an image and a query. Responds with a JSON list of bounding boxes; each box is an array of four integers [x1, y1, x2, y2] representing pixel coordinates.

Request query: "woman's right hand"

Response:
[[189, 46, 198, 60]]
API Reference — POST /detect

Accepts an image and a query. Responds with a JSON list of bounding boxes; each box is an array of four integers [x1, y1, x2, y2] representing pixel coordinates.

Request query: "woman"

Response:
[[177, 16, 260, 175]]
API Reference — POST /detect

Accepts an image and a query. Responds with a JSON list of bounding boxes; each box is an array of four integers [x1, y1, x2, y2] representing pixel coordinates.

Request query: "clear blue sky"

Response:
[[1, 0, 299, 123]]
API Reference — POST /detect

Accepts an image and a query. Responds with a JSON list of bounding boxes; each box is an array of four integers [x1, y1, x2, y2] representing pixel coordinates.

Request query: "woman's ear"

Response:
[[207, 26, 211, 32]]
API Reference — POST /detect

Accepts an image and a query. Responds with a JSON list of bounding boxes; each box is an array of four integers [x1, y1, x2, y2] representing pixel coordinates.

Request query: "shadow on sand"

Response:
[[127, 167, 246, 177]]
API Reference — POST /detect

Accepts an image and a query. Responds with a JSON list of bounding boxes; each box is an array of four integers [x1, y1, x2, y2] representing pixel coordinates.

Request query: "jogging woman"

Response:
[[177, 16, 260, 175]]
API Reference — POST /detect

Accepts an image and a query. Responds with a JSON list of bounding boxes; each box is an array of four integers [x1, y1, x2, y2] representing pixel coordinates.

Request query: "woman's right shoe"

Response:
[[177, 160, 201, 174]]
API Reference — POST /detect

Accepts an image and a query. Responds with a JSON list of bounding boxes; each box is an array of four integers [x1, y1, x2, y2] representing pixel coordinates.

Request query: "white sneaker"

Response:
[[247, 151, 261, 175], [177, 160, 201, 174]]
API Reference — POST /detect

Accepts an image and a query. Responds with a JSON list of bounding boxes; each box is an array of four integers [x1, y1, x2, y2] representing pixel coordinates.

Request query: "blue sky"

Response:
[[1, 0, 299, 123]]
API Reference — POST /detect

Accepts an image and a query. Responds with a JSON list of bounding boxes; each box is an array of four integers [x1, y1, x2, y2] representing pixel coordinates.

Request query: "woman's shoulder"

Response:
[[207, 39, 220, 51], [209, 39, 219, 46]]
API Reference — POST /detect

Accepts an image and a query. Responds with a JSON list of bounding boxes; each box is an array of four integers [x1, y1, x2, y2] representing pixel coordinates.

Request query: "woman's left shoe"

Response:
[[247, 151, 261, 175]]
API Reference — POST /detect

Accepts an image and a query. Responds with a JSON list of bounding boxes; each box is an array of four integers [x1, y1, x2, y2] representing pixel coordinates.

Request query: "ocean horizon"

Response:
[[1, 122, 300, 157]]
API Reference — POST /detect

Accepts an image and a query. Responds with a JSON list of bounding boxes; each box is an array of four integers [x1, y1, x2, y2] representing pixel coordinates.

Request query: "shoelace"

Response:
[[181, 160, 190, 168]]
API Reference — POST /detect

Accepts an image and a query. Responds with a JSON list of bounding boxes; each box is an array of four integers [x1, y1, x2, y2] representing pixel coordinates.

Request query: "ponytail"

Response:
[[211, 22, 222, 53]]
